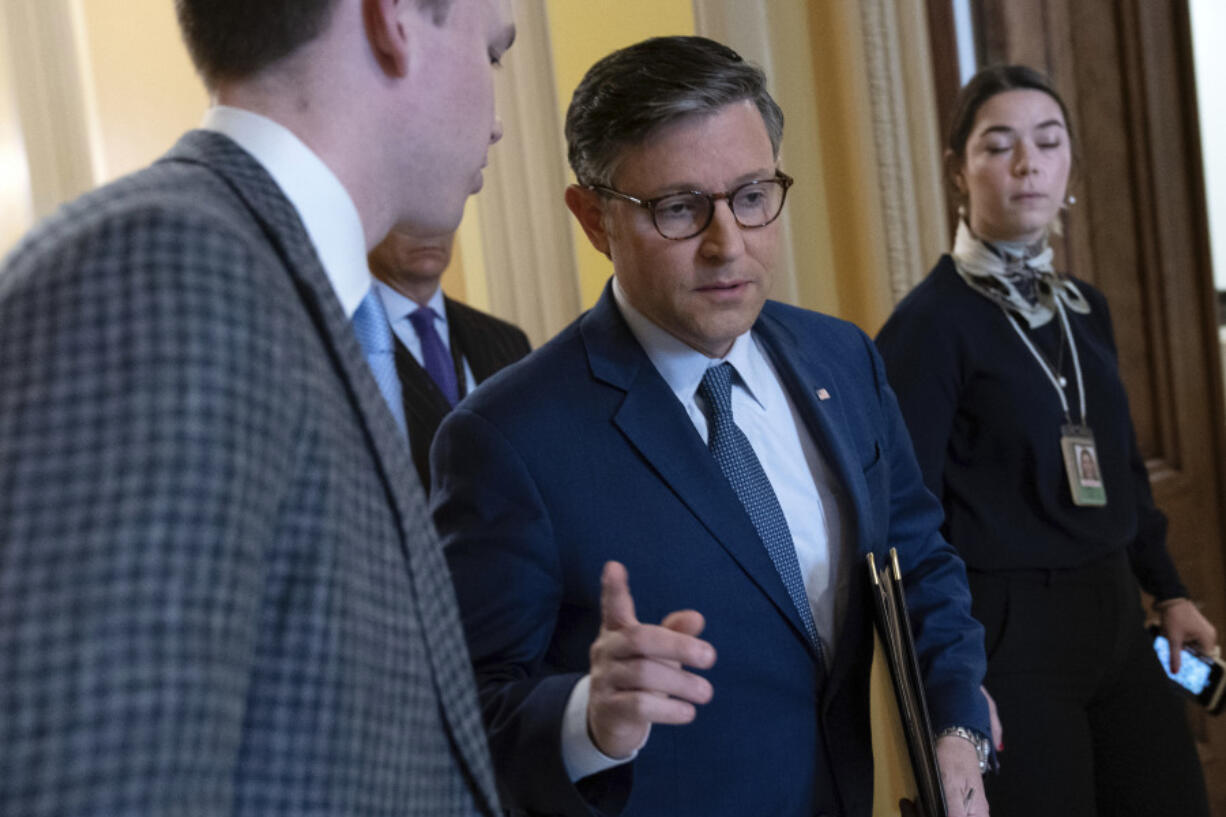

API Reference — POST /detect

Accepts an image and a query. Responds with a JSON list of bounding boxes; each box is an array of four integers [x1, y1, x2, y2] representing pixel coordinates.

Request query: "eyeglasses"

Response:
[[588, 172, 794, 240]]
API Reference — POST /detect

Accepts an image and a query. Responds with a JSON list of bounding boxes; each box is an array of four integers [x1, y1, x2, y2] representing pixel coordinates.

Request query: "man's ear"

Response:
[[564, 185, 612, 258], [365, 0, 409, 77]]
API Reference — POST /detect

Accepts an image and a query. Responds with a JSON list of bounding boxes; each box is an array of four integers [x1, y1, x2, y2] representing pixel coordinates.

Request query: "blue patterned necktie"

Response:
[[698, 362, 824, 660], [352, 289, 408, 438], [408, 306, 460, 406]]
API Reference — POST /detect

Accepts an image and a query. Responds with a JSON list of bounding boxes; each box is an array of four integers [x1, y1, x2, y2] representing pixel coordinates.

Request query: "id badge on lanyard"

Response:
[[1060, 423, 1107, 507], [1005, 300, 1108, 507]]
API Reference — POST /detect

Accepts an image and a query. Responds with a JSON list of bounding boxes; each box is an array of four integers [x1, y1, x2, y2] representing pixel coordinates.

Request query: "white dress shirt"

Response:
[[375, 281, 478, 393], [561, 279, 849, 782], [200, 106, 370, 319]]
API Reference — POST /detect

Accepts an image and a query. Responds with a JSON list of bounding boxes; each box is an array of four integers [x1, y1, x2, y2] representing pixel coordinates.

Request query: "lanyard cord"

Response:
[[1003, 297, 1087, 425]]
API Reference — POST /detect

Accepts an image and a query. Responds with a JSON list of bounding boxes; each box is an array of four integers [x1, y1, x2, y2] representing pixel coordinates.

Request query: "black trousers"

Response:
[[968, 551, 1209, 817]]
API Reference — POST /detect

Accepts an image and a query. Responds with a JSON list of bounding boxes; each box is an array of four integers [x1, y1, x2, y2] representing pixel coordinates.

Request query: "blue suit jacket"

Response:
[[432, 285, 988, 817]]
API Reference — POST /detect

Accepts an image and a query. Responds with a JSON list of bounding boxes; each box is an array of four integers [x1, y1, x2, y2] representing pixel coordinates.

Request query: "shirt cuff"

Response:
[[560, 674, 648, 782]]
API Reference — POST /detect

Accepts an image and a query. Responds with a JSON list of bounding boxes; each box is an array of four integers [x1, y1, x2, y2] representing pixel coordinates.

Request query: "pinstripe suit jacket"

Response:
[[395, 298, 530, 493], [0, 130, 499, 816]]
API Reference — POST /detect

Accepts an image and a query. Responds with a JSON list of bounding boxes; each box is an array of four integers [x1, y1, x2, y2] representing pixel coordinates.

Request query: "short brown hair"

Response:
[[565, 36, 784, 187], [175, 0, 453, 88]]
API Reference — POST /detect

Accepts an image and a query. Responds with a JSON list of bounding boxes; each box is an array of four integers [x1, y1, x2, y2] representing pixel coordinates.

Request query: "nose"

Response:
[[490, 115, 504, 146], [1013, 142, 1038, 176], [699, 199, 746, 261]]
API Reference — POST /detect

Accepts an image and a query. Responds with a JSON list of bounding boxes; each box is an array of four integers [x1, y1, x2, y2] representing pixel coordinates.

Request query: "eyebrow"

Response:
[[648, 168, 778, 197], [977, 119, 1067, 138]]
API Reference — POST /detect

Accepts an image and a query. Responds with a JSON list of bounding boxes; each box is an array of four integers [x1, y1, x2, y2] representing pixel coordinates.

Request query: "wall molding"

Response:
[[859, 0, 948, 302], [5, 0, 96, 222]]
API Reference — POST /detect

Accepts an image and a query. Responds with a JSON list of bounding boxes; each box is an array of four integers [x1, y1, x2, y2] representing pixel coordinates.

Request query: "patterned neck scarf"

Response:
[[950, 219, 1090, 328]]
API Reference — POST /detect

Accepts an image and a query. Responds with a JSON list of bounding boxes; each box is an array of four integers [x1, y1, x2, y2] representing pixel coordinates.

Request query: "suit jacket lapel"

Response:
[[753, 312, 873, 558], [165, 131, 417, 507], [393, 337, 451, 491], [445, 297, 485, 381], [161, 130, 500, 814], [581, 287, 819, 658], [753, 310, 877, 699]]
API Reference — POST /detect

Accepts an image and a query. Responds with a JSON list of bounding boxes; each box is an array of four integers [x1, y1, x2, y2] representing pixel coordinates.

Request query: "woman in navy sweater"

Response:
[[876, 65, 1217, 816]]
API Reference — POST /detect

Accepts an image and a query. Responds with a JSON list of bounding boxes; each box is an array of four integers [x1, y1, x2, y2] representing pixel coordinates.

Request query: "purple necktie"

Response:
[[408, 306, 459, 406]]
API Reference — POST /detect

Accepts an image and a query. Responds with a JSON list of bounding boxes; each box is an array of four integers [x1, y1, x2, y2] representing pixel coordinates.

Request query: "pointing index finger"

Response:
[[600, 560, 638, 631]]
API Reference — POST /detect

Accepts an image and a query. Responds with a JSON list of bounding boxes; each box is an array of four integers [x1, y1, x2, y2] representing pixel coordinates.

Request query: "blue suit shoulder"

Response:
[[759, 299, 892, 398], [448, 315, 590, 428], [760, 298, 873, 345]]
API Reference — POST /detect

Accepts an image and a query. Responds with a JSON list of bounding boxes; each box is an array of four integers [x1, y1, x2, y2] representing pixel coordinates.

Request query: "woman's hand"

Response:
[[1159, 598, 1219, 672]]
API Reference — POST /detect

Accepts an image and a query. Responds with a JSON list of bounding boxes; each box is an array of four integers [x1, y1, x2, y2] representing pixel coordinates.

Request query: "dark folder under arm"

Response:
[[867, 549, 947, 817]]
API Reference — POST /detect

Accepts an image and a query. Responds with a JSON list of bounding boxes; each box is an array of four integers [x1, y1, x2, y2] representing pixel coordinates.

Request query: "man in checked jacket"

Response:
[[0, 1, 513, 814]]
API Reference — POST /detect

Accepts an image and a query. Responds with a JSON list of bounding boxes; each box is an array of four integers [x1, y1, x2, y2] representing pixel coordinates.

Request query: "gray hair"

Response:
[[564, 36, 784, 187]]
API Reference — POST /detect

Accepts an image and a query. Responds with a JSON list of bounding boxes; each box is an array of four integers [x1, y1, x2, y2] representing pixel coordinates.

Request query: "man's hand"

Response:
[[936, 735, 989, 817], [587, 561, 717, 759], [1160, 599, 1218, 673]]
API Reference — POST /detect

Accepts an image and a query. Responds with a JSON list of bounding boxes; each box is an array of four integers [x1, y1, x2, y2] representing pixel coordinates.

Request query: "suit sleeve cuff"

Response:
[[561, 674, 648, 782]]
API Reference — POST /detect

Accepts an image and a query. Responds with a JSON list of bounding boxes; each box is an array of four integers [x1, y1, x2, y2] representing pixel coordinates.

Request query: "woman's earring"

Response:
[[1063, 194, 1077, 209]]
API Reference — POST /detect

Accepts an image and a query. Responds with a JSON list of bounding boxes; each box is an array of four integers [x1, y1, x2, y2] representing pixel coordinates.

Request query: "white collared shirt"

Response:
[[201, 106, 370, 319], [562, 279, 847, 782], [375, 282, 478, 393]]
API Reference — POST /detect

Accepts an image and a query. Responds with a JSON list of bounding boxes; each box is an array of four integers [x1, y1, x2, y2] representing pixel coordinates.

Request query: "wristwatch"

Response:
[[935, 726, 991, 773]]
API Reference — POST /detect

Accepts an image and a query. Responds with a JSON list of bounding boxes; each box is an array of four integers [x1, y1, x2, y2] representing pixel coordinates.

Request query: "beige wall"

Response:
[[0, 7, 33, 252], [73, 0, 207, 183]]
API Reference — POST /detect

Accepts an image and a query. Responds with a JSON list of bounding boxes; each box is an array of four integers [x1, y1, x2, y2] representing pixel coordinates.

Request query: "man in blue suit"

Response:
[[432, 36, 992, 817]]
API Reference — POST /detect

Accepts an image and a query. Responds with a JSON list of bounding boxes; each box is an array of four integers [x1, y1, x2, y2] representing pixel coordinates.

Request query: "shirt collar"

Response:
[[201, 105, 370, 319], [611, 277, 766, 408], [375, 280, 447, 329]]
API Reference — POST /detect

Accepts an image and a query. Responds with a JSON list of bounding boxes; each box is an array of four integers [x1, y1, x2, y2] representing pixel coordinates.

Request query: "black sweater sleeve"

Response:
[[1094, 300, 1186, 600]]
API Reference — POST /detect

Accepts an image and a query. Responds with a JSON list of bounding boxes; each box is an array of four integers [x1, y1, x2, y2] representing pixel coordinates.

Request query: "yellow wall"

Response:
[[74, 0, 207, 183], [544, 0, 695, 309], [806, 2, 893, 335]]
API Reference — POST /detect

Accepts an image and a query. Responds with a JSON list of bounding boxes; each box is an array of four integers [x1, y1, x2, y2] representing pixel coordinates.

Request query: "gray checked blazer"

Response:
[[0, 130, 499, 816]]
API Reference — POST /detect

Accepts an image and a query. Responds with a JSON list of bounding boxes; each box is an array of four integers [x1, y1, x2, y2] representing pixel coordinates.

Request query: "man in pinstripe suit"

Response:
[[370, 227, 530, 492], [0, 0, 512, 814]]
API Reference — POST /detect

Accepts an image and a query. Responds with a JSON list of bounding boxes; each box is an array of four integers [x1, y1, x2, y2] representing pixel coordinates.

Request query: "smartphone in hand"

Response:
[[1150, 627, 1226, 715]]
